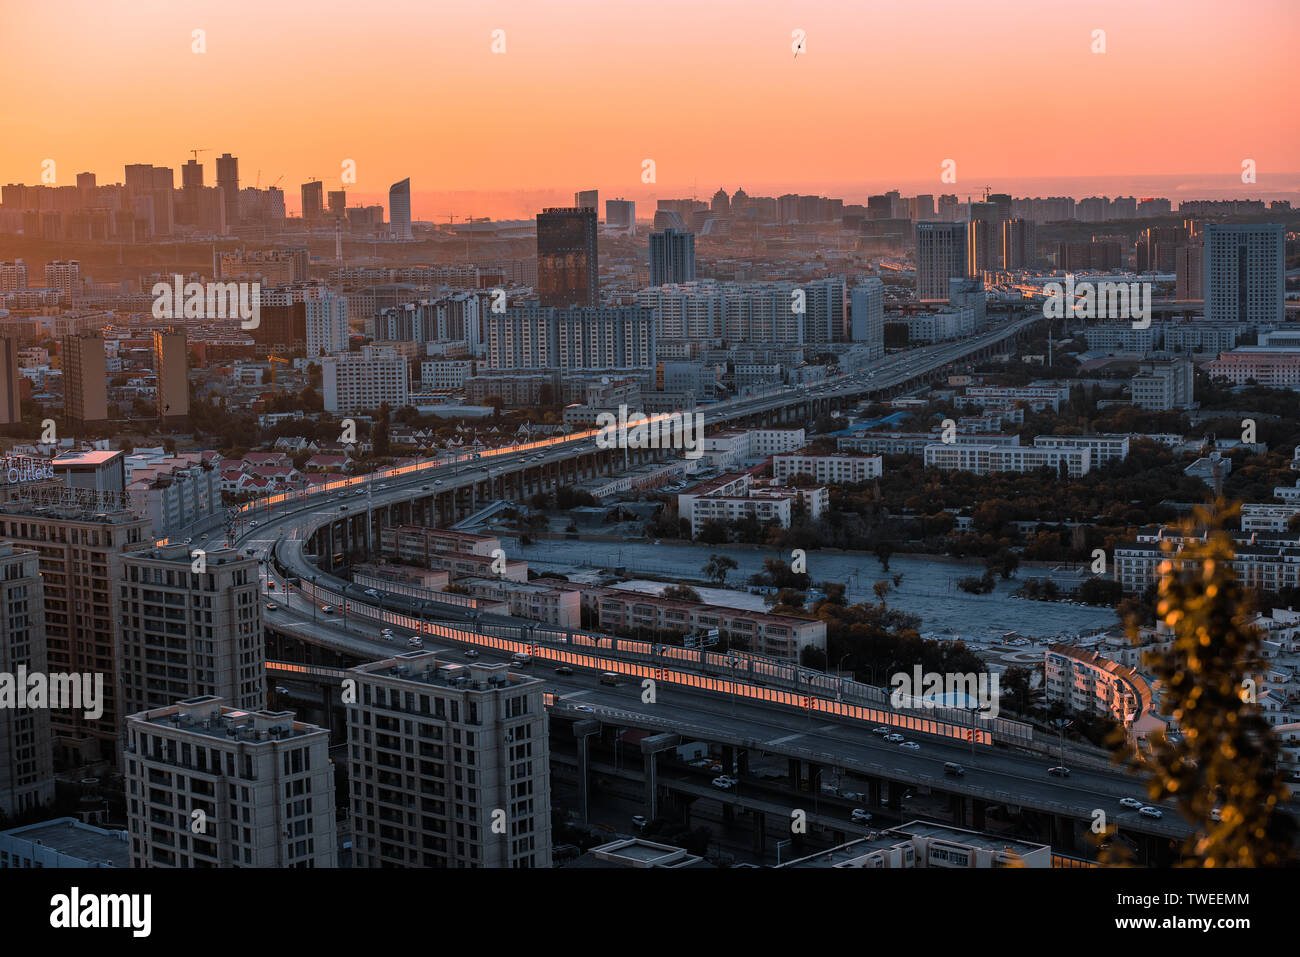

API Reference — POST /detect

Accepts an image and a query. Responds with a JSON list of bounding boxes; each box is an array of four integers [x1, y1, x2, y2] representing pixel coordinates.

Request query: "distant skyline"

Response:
[[3, 0, 1296, 221]]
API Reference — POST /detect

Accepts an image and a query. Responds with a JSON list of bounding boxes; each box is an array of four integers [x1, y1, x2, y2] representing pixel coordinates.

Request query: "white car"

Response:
[[1119, 797, 1143, 809], [898, 741, 920, 751], [1138, 806, 1163, 819], [573, 704, 595, 714], [885, 733, 904, 743], [872, 727, 891, 736], [711, 775, 737, 790], [407, 637, 423, 648], [850, 809, 872, 823]]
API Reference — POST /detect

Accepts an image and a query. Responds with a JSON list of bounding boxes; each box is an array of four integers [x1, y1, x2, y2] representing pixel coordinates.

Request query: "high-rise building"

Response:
[[118, 544, 266, 720], [802, 277, 848, 344], [304, 292, 349, 357], [215, 153, 239, 228], [327, 189, 346, 218], [0, 495, 151, 765], [0, 542, 55, 817], [389, 178, 412, 240], [346, 651, 552, 868], [62, 332, 109, 427], [123, 695, 336, 867], [181, 159, 204, 191], [536, 207, 598, 307], [252, 302, 307, 351], [649, 228, 696, 286], [153, 328, 189, 425], [1176, 245, 1204, 301], [0, 335, 21, 430], [1204, 223, 1285, 325], [850, 279, 884, 358], [574, 189, 598, 213], [916, 223, 968, 300], [605, 198, 635, 233], [301, 180, 324, 222]]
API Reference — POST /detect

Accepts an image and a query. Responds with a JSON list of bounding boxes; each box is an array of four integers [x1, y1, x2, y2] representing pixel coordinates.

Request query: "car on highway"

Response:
[[885, 733, 904, 743], [1138, 806, 1163, 819], [1119, 797, 1143, 809], [899, 741, 920, 750], [421, 485, 430, 491], [249, 521, 258, 527], [943, 762, 965, 776], [364, 588, 381, 597], [265, 602, 278, 611], [339, 505, 348, 511], [573, 704, 595, 714], [408, 637, 423, 648], [554, 665, 574, 675], [321, 605, 336, 614], [851, 809, 872, 824], [380, 627, 393, 636], [872, 726, 891, 736], [711, 775, 737, 790], [464, 649, 480, 658], [1047, 766, 1070, 777], [841, 791, 864, 801], [378, 484, 389, 490]]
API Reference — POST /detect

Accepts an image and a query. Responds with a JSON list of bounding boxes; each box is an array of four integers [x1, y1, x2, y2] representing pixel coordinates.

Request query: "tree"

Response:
[[873, 543, 894, 572], [1114, 501, 1295, 866], [872, 580, 892, 602], [661, 583, 701, 602], [703, 554, 738, 586]]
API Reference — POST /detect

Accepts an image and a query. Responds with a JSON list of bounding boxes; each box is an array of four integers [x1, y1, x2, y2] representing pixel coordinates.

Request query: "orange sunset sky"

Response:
[[2, 0, 1296, 221]]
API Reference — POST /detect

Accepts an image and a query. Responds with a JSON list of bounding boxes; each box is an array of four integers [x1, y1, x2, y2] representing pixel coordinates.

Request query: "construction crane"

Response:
[[189, 148, 211, 162], [268, 353, 289, 383]]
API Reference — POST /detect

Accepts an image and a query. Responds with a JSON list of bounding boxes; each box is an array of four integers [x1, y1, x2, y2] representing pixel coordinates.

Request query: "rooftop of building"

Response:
[[0, 817, 130, 868], [128, 695, 324, 743], [50, 449, 123, 466], [352, 651, 538, 692]]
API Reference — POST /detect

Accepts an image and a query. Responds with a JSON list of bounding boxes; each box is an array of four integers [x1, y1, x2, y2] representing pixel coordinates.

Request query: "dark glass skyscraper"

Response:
[[649, 228, 696, 286], [389, 178, 412, 240], [216, 152, 238, 227], [537, 207, 598, 307]]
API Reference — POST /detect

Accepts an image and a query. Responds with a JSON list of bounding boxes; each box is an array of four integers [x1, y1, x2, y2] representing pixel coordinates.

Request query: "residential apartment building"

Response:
[[118, 544, 266, 720], [1044, 644, 1151, 727], [321, 346, 409, 413], [484, 305, 656, 372], [0, 497, 151, 764], [0, 543, 55, 816], [347, 652, 551, 868], [122, 695, 336, 867], [772, 452, 883, 485], [924, 442, 1092, 477], [581, 586, 826, 660]]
